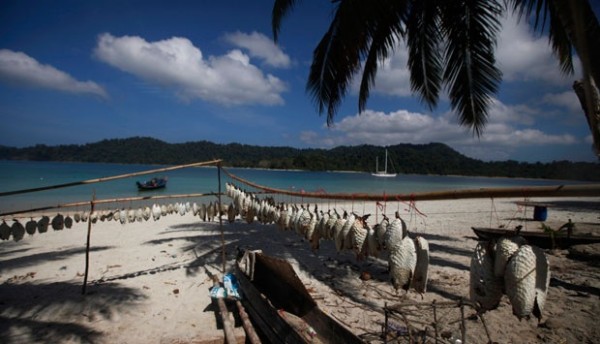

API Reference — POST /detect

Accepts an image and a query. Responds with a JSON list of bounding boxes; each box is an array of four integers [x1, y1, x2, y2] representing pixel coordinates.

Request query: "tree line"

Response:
[[0, 137, 598, 181]]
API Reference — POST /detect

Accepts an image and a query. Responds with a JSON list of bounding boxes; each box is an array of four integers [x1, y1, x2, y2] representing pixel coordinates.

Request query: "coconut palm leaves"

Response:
[[272, 0, 599, 139]]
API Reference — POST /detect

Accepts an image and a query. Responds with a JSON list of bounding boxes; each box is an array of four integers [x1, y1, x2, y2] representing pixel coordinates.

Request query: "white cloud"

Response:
[[496, 13, 574, 85], [94, 33, 287, 106], [300, 100, 578, 160], [0, 49, 108, 98], [223, 31, 291, 68], [542, 91, 581, 113]]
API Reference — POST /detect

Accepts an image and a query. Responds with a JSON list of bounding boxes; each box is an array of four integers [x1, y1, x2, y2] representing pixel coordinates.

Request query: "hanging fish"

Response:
[[389, 236, 417, 291], [73, 212, 81, 223], [142, 207, 151, 221], [192, 202, 199, 216], [333, 211, 348, 252], [90, 212, 99, 224], [365, 225, 379, 258], [411, 236, 430, 293], [25, 219, 37, 235], [161, 204, 168, 217], [350, 215, 369, 258], [469, 241, 503, 312], [38, 216, 50, 233], [297, 206, 312, 237], [384, 216, 406, 251], [0, 221, 11, 240], [127, 209, 136, 223], [11, 220, 25, 241], [504, 245, 550, 321], [152, 204, 161, 221], [119, 208, 127, 224], [81, 211, 89, 222], [227, 203, 236, 223], [51, 214, 64, 230], [64, 215, 73, 229], [305, 212, 318, 241], [199, 203, 207, 221], [494, 235, 526, 277], [325, 209, 339, 240], [374, 215, 390, 250]]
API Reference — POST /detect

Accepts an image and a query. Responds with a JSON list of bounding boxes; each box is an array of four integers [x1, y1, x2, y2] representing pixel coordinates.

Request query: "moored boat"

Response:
[[471, 225, 600, 249], [136, 177, 167, 191]]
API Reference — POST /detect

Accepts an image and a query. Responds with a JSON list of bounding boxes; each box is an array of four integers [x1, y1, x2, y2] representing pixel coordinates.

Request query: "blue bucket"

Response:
[[533, 206, 548, 221]]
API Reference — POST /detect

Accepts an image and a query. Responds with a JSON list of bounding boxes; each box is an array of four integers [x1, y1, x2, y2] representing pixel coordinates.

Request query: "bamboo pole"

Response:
[[211, 275, 237, 344], [222, 167, 600, 201], [218, 163, 225, 274], [82, 193, 95, 295], [236, 300, 262, 344], [0, 192, 223, 217], [0, 159, 222, 197]]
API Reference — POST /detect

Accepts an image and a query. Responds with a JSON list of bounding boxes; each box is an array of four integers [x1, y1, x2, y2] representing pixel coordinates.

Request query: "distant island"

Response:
[[0, 137, 598, 181]]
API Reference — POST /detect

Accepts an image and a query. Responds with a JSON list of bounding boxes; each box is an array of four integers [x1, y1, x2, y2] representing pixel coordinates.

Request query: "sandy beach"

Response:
[[1, 196, 599, 343]]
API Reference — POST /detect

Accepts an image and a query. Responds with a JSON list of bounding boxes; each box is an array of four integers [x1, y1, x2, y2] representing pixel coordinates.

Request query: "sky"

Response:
[[0, 0, 598, 163]]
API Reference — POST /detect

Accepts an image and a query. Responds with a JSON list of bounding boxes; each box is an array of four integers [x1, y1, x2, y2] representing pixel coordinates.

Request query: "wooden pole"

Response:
[[0, 192, 223, 217], [0, 159, 222, 197], [218, 163, 225, 274], [236, 300, 262, 344], [82, 193, 96, 295], [222, 168, 600, 201], [211, 275, 237, 344]]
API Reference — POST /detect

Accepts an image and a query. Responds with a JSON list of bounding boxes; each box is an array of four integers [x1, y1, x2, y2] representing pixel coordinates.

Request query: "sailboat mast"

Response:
[[384, 149, 388, 173]]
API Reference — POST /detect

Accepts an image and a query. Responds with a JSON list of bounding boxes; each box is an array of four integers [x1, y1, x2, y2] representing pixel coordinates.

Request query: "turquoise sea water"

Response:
[[0, 160, 584, 214]]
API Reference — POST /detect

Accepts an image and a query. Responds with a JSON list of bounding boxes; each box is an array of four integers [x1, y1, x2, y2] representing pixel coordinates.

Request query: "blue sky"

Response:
[[0, 1, 598, 163]]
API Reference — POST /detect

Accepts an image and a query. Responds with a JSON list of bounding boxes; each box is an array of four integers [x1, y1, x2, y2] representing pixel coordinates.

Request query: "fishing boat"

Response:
[[471, 225, 600, 249], [235, 250, 364, 344], [372, 149, 397, 177], [136, 177, 167, 191]]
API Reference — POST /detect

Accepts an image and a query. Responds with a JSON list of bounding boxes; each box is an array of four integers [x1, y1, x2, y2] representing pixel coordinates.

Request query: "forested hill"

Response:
[[0, 137, 598, 181]]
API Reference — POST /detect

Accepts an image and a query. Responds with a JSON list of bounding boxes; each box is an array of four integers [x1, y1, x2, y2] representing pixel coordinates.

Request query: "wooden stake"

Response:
[[82, 193, 96, 295], [236, 300, 262, 344]]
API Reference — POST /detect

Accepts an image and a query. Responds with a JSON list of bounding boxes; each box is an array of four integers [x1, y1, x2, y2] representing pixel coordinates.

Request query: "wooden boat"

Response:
[[471, 226, 600, 249], [235, 250, 364, 344], [136, 177, 167, 191]]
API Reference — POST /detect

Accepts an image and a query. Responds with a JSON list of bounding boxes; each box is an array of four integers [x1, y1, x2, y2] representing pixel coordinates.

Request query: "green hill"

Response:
[[0, 137, 598, 181]]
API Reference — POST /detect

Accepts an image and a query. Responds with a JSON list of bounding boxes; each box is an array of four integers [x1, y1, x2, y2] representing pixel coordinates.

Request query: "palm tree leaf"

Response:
[[406, 0, 443, 109], [307, 0, 386, 125], [358, 1, 407, 112], [272, 0, 299, 43], [440, 0, 503, 136]]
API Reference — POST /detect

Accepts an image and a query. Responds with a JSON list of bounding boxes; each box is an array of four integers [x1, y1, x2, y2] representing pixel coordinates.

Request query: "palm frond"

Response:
[[307, 0, 387, 125], [440, 0, 503, 136], [358, 1, 407, 112], [406, 0, 443, 110], [272, 0, 299, 43]]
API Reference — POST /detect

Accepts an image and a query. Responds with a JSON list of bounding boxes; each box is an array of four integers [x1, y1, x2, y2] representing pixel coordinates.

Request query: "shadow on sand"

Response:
[[0, 281, 146, 344]]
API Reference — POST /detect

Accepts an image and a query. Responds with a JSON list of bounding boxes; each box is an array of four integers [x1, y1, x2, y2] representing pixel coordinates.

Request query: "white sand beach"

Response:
[[1, 196, 599, 343]]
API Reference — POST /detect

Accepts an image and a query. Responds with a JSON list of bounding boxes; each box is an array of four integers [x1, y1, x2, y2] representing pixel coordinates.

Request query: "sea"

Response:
[[0, 160, 586, 214]]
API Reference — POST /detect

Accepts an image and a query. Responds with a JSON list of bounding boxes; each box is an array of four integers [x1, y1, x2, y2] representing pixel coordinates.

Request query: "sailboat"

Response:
[[372, 149, 397, 177]]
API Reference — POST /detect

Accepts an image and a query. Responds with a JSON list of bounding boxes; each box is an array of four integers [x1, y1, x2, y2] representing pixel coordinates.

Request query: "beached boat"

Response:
[[372, 149, 397, 177], [235, 250, 365, 344], [136, 177, 167, 191], [471, 226, 600, 249]]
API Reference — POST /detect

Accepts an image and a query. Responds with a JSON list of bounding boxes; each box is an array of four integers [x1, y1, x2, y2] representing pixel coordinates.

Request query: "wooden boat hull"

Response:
[[235, 250, 364, 344], [471, 227, 600, 249], [136, 177, 167, 191]]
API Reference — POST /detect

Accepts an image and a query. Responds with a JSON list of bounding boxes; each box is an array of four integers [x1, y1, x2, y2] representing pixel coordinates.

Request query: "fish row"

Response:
[[0, 201, 228, 242], [226, 183, 430, 293], [469, 235, 550, 321]]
